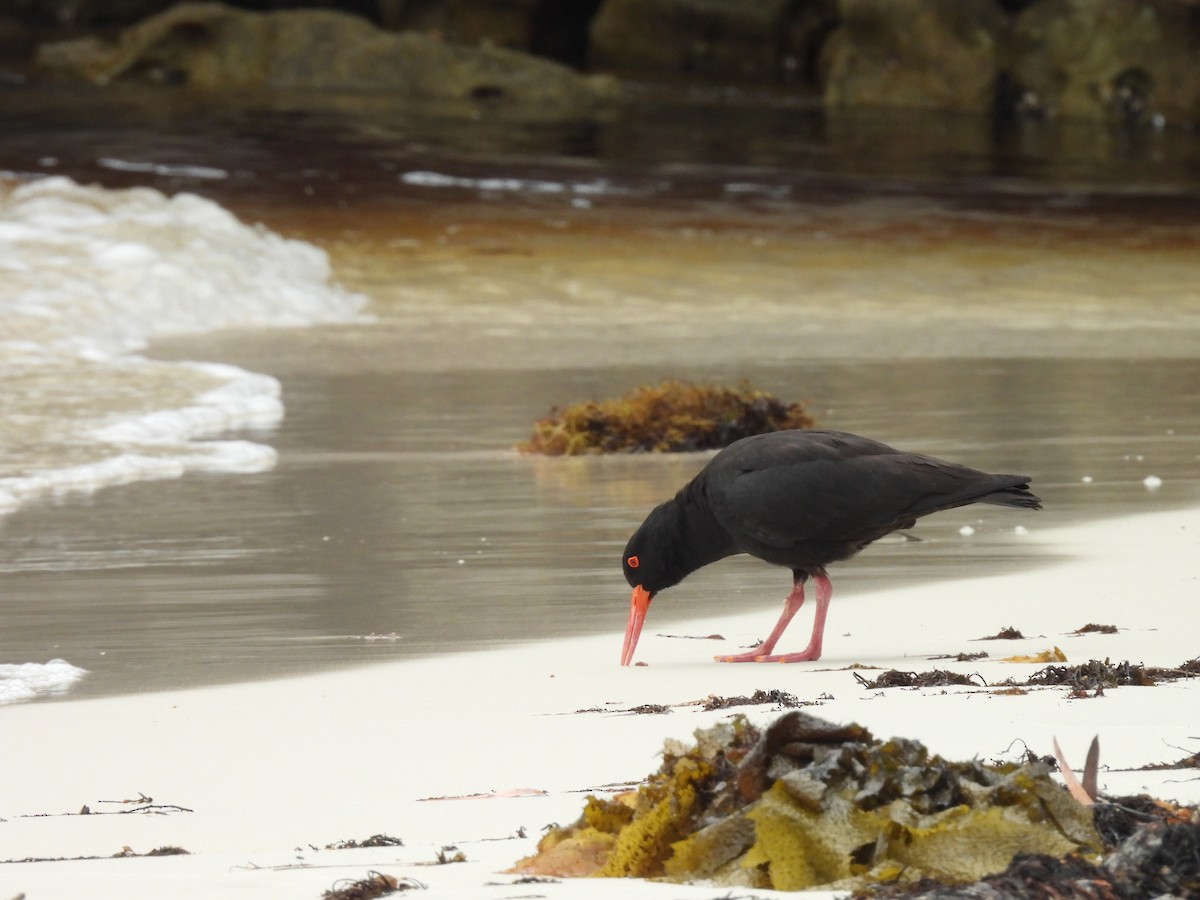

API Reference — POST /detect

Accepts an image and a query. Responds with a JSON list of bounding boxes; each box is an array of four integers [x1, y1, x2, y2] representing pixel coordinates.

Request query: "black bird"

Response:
[[620, 429, 1040, 666]]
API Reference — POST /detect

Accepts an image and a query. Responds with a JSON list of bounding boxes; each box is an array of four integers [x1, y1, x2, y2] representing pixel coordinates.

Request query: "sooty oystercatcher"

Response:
[[620, 429, 1040, 665]]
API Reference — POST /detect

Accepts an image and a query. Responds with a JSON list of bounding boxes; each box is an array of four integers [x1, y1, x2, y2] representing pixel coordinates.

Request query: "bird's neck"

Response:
[[663, 479, 736, 581]]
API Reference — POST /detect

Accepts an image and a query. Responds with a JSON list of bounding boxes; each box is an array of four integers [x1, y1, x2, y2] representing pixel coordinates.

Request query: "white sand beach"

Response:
[[3, 504, 1198, 898]]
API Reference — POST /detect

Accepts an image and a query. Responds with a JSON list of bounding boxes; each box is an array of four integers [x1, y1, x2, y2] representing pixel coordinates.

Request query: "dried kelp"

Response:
[[854, 670, 983, 690], [1027, 660, 1155, 690], [1101, 815, 1200, 898], [322, 872, 423, 899], [573, 703, 673, 715], [518, 380, 815, 455], [701, 689, 806, 710], [325, 834, 405, 850], [1072, 623, 1119, 635], [1146, 659, 1200, 680], [977, 627, 1025, 641], [511, 712, 1100, 891], [9, 845, 191, 864], [852, 659, 1198, 699], [1142, 751, 1200, 771], [1092, 794, 1192, 848]]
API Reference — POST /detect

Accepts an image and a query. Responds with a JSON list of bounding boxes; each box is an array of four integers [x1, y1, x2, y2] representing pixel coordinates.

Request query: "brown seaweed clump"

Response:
[[1027, 659, 1156, 691], [511, 712, 1101, 891], [854, 669, 983, 690], [518, 380, 815, 455], [322, 872, 422, 899]]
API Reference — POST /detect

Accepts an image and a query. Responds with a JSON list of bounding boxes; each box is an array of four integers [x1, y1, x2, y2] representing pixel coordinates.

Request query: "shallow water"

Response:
[[4, 344, 1198, 700], [1, 84, 1199, 701]]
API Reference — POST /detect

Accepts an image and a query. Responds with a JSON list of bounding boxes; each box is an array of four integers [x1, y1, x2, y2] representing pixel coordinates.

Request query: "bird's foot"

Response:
[[715, 646, 822, 664], [754, 649, 822, 663], [714, 648, 770, 663]]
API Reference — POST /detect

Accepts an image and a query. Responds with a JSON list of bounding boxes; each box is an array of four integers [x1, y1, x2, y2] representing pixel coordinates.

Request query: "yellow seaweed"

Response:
[[599, 755, 713, 877], [892, 803, 1082, 879], [664, 814, 756, 881], [744, 784, 866, 888], [512, 712, 1103, 891], [1004, 646, 1068, 663]]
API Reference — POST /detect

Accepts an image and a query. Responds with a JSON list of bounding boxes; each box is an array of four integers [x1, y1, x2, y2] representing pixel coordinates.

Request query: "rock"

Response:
[[387, 0, 605, 69], [589, 0, 837, 85], [821, 0, 1008, 112], [15, 0, 380, 28], [387, 0, 541, 51], [0, 13, 36, 66], [35, 1, 617, 116], [1007, 0, 1200, 125]]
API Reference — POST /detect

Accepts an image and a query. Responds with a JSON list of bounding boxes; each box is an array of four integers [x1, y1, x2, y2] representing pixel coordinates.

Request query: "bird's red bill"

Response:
[[621, 585, 652, 666]]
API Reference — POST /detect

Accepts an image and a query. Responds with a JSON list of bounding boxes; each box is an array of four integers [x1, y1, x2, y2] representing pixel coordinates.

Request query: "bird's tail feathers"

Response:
[[978, 481, 1042, 510]]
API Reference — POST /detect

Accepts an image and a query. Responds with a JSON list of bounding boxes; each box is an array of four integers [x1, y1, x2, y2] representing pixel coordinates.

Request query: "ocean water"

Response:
[[0, 176, 366, 516], [2, 86, 1199, 703], [0, 175, 367, 700]]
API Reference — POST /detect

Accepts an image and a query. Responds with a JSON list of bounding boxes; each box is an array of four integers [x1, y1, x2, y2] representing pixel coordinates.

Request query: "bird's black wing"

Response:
[[702, 430, 1030, 550]]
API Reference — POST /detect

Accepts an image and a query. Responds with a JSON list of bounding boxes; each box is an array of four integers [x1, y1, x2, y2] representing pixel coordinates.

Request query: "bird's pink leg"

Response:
[[715, 573, 808, 663], [716, 568, 832, 663], [758, 568, 832, 662]]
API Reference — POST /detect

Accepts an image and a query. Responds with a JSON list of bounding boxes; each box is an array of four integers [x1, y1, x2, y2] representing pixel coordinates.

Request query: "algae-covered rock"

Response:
[[1007, 0, 1200, 125], [821, 0, 1007, 113], [512, 711, 1102, 891], [590, 0, 836, 85], [519, 380, 816, 456], [35, 2, 617, 117]]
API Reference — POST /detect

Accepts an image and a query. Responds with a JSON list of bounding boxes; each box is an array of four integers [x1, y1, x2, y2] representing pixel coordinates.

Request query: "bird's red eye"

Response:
[[627, 555, 640, 568]]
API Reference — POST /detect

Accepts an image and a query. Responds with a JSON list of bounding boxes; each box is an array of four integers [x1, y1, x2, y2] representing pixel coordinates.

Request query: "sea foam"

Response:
[[0, 176, 368, 515], [0, 659, 89, 705]]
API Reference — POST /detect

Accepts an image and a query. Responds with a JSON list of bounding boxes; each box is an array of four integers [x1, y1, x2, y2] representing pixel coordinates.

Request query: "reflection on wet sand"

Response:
[[4, 349, 1197, 700]]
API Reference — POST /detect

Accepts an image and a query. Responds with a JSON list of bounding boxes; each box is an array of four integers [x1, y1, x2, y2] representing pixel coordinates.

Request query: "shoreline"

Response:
[[3, 504, 1198, 898]]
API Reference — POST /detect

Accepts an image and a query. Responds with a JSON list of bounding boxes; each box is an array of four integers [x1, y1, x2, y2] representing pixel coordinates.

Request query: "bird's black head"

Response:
[[620, 504, 680, 666], [620, 491, 732, 666], [621, 503, 683, 595]]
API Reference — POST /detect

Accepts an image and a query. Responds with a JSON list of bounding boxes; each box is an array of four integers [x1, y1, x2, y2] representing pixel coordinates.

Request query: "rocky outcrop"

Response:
[[20, 0, 1200, 124], [1007, 0, 1200, 125], [589, 0, 837, 85], [386, 0, 540, 50], [35, 2, 617, 116], [821, 0, 1008, 112], [0, 14, 35, 65], [386, 0, 604, 69]]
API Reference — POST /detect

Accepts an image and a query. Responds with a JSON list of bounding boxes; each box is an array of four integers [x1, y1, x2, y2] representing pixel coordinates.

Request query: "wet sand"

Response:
[[4, 338, 1198, 700]]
